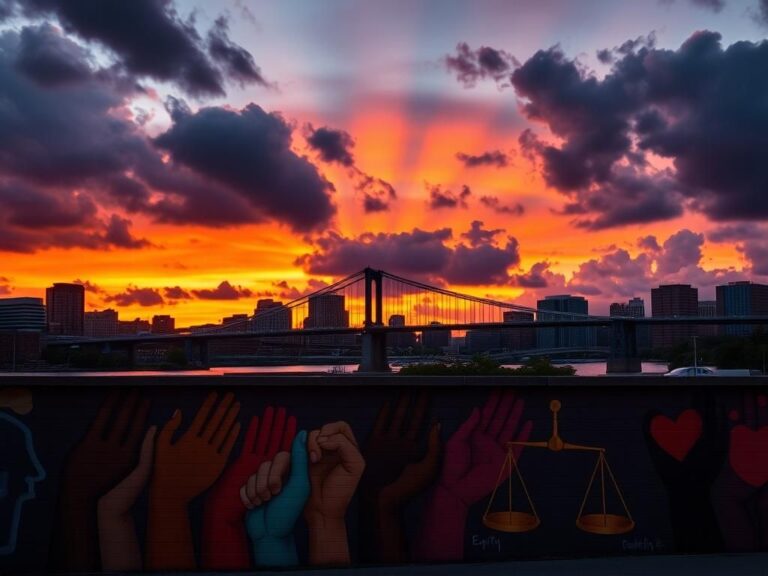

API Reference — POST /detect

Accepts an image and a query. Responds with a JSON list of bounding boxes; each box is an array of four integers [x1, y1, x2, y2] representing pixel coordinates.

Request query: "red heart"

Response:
[[729, 425, 768, 488], [650, 409, 702, 462]]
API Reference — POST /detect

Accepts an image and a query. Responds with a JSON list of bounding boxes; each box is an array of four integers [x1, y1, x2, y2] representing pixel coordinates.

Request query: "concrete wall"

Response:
[[1, 375, 766, 572]]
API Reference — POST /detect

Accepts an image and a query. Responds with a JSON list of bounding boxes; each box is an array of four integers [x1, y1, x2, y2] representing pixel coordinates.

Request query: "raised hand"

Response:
[[49, 390, 150, 572], [201, 406, 296, 569], [241, 431, 310, 567], [417, 390, 532, 562], [97, 426, 156, 571], [643, 392, 727, 553], [360, 393, 441, 562], [146, 392, 241, 570], [305, 421, 365, 566], [442, 390, 531, 505], [713, 392, 768, 551]]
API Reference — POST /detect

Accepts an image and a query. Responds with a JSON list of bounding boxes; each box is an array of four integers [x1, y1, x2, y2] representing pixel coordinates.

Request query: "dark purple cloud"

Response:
[[106, 286, 164, 307], [0, 276, 11, 295], [507, 31, 768, 228], [73, 279, 105, 295], [597, 33, 657, 65], [163, 286, 192, 300], [297, 224, 520, 286], [479, 195, 524, 216], [357, 172, 397, 213], [445, 42, 518, 88], [756, 0, 768, 25], [17, 0, 265, 96], [442, 238, 520, 285], [638, 235, 662, 252], [305, 124, 397, 212], [103, 215, 151, 249], [691, 0, 726, 11], [512, 261, 559, 288], [427, 184, 471, 209], [15, 23, 92, 86], [155, 101, 336, 232], [306, 125, 355, 167], [461, 220, 502, 247], [192, 281, 253, 300], [655, 230, 704, 275], [456, 150, 509, 168], [741, 240, 768, 275], [707, 223, 765, 243], [207, 16, 268, 88]]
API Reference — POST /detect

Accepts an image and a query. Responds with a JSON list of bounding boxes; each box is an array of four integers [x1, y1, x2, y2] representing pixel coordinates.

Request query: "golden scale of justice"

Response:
[[483, 400, 634, 536]]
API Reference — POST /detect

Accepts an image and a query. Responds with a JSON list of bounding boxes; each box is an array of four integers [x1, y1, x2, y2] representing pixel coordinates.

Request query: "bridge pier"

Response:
[[185, 338, 209, 368], [358, 331, 390, 372], [606, 319, 641, 373]]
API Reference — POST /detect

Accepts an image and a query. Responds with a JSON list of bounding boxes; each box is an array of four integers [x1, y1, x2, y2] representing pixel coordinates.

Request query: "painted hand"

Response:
[[416, 390, 531, 562], [151, 391, 241, 506], [360, 393, 441, 562], [49, 389, 150, 571], [441, 390, 532, 506], [201, 406, 296, 569], [305, 421, 365, 565], [146, 392, 240, 570], [241, 431, 310, 567], [97, 426, 156, 571]]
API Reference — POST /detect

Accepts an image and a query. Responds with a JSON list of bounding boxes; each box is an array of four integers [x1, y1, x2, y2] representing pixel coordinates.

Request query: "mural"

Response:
[[1, 380, 767, 572]]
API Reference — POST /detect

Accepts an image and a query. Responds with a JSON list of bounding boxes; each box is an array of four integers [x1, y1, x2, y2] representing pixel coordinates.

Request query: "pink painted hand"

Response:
[[417, 390, 532, 561]]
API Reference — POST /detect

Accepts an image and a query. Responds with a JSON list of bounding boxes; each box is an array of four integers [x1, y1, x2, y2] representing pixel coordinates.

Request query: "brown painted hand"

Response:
[[360, 393, 442, 562], [63, 390, 150, 500], [97, 426, 157, 571], [151, 391, 241, 506], [305, 421, 365, 565], [146, 392, 241, 571], [49, 390, 150, 572]]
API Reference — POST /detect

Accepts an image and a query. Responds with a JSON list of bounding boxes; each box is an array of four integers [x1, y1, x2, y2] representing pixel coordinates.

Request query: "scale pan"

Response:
[[483, 511, 540, 533], [576, 514, 634, 535]]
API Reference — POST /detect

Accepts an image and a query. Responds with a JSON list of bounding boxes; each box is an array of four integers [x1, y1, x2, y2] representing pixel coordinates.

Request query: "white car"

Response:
[[664, 366, 715, 377]]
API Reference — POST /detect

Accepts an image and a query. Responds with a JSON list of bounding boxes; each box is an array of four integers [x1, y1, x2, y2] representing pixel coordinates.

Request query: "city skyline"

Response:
[[1, 1, 768, 326]]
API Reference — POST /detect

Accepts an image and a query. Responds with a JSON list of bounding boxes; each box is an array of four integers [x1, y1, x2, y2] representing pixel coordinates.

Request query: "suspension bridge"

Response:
[[47, 268, 768, 373]]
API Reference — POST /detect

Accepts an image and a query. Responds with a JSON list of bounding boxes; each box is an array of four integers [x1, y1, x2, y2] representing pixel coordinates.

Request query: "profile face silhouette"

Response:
[[0, 412, 45, 555]]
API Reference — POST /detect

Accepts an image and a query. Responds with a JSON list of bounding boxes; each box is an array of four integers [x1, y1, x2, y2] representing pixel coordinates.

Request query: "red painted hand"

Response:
[[201, 406, 296, 569]]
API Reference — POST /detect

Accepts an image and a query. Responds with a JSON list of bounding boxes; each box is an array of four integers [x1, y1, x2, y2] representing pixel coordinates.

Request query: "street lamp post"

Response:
[[693, 335, 698, 377]]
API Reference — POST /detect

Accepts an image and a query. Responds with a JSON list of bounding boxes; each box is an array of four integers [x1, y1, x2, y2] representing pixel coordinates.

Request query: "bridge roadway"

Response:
[[44, 315, 768, 347]]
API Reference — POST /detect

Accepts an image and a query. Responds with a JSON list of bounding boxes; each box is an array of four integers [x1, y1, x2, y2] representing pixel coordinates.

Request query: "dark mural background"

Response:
[[1, 379, 767, 572]]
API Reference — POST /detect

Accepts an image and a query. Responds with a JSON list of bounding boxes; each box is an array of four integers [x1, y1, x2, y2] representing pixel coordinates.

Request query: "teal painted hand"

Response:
[[242, 430, 309, 567]]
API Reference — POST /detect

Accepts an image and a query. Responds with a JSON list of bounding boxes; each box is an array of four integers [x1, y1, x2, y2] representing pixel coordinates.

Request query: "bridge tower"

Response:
[[606, 319, 641, 373], [359, 268, 390, 372]]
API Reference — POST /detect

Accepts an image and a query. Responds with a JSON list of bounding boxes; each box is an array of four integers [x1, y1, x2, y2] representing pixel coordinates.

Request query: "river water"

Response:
[[0, 361, 670, 377]]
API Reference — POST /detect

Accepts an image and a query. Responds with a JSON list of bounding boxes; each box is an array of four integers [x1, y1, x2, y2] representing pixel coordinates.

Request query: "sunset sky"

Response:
[[1, 0, 768, 326]]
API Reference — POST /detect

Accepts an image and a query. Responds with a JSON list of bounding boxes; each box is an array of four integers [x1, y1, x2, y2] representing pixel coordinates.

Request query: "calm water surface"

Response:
[[1, 361, 670, 377]]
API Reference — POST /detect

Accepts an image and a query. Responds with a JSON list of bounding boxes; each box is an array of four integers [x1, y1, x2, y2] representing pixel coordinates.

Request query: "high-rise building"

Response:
[[253, 299, 292, 332], [303, 294, 349, 328], [46, 283, 85, 335], [609, 297, 650, 350], [651, 284, 698, 349], [421, 321, 451, 351], [221, 314, 249, 333], [716, 281, 768, 336], [84, 309, 119, 338], [151, 314, 175, 334], [501, 311, 535, 350], [0, 297, 46, 331], [387, 314, 417, 349], [697, 300, 718, 337], [536, 295, 593, 349], [610, 297, 645, 318], [118, 318, 151, 334]]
